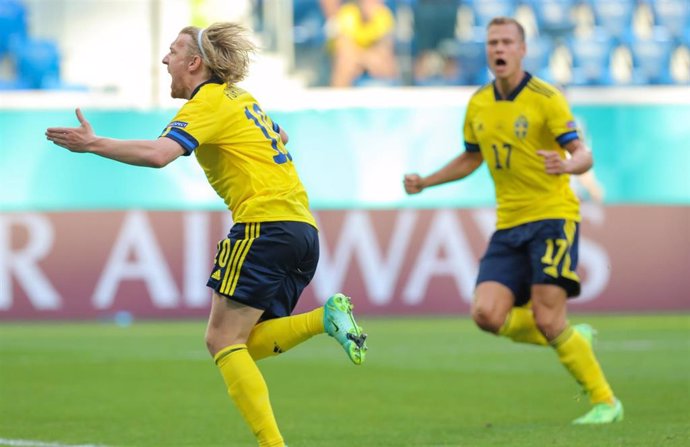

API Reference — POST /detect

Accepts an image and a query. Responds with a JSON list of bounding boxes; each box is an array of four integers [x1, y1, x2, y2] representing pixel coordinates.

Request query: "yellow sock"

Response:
[[214, 344, 284, 447], [247, 307, 325, 361], [498, 307, 549, 346], [550, 326, 615, 404]]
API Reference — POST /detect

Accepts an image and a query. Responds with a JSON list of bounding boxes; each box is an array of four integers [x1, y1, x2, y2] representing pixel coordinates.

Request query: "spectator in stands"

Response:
[[319, 0, 341, 19], [46, 22, 368, 447], [412, 0, 459, 85], [329, 0, 398, 86], [403, 17, 623, 425]]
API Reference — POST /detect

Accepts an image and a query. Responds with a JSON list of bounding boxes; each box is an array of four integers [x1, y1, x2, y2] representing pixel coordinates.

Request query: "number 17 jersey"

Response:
[[161, 80, 316, 227], [463, 73, 581, 230]]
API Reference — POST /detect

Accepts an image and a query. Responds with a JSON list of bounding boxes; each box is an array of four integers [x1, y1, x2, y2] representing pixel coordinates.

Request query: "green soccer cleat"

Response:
[[323, 293, 368, 365], [573, 399, 624, 424]]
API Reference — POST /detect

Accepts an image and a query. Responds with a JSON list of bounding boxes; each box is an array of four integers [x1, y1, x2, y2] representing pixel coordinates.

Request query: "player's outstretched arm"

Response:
[[46, 108, 185, 168], [403, 151, 483, 195]]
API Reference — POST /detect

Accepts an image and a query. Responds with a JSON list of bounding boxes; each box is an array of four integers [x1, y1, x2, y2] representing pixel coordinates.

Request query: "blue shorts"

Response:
[[206, 221, 319, 320], [476, 219, 581, 305]]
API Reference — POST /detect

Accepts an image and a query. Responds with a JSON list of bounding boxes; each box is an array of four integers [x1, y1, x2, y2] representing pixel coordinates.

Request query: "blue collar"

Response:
[[190, 76, 223, 99], [493, 72, 532, 101]]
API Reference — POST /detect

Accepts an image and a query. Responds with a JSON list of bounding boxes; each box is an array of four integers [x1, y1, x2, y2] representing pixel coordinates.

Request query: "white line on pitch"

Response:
[[0, 438, 109, 447]]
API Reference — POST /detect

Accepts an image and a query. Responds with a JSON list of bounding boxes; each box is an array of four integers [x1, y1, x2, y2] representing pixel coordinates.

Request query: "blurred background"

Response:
[[1, 5, 688, 446], [0, 0, 689, 99], [1, 0, 689, 320]]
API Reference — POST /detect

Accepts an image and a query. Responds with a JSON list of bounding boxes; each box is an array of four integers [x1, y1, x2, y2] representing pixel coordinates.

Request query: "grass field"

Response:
[[1, 314, 688, 447]]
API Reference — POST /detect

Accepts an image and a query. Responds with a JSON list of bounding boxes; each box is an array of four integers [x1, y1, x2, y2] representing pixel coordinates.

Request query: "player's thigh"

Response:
[[205, 291, 265, 355]]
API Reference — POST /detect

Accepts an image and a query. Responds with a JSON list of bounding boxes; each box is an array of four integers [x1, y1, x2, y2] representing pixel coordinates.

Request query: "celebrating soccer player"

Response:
[[403, 17, 623, 424], [46, 22, 368, 447]]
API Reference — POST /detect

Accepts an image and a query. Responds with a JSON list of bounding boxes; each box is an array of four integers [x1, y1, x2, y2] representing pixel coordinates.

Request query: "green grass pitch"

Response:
[[1, 314, 688, 447]]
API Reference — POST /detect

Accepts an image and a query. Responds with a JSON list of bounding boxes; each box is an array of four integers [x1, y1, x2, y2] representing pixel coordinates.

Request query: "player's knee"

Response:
[[205, 327, 249, 357], [533, 313, 564, 341], [205, 328, 229, 357], [205, 331, 218, 357], [471, 304, 503, 333]]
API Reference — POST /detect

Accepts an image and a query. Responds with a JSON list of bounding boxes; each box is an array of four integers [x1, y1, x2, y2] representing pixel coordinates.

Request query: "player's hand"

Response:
[[403, 173, 425, 194], [45, 108, 96, 153], [536, 150, 568, 175]]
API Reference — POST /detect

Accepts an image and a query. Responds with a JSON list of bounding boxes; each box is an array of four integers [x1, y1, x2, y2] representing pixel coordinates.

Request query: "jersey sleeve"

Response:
[[160, 97, 220, 156], [463, 100, 480, 153], [546, 91, 580, 147]]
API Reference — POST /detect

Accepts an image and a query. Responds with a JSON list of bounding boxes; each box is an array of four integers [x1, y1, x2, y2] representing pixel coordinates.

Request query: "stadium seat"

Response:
[[650, 0, 690, 42], [11, 38, 61, 89], [568, 28, 616, 85], [0, 0, 27, 57], [465, 0, 517, 28], [630, 27, 675, 84], [588, 0, 636, 44], [523, 35, 554, 80], [292, 0, 326, 48], [446, 33, 490, 85], [527, 0, 577, 38]]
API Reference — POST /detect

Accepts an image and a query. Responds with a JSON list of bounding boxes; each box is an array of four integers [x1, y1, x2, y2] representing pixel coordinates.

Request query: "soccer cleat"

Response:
[[574, 323, 597, 347], [572, 399, 624, 424], [323, 293, 368, 365]]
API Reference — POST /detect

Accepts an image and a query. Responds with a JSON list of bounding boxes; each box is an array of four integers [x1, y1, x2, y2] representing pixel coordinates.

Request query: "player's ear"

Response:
[[189, 54, 203, 70]]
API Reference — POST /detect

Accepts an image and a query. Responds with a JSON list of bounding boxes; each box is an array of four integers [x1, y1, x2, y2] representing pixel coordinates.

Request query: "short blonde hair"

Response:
[[487, 17, 525, 42], [181, 22, 256, 85]]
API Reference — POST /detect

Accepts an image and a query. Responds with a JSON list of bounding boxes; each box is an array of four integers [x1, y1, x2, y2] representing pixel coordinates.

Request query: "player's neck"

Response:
[[494, 70, 526, 100]]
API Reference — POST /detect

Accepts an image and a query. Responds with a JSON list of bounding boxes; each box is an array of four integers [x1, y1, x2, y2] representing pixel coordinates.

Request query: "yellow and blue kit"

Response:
[[463, 72, 581, 230], [161, 79, 318, 316], [464, 73, 583, 299]]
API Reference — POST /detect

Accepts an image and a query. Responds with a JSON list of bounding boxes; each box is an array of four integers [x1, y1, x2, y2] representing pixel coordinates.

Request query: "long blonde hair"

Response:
[[180, 22, 256, 85]]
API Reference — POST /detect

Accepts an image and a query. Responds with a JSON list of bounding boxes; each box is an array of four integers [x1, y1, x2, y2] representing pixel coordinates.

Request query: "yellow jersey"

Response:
[[463, 73, 581, 229], [335, 3, 395, 48], [161, 80, 316, 227]]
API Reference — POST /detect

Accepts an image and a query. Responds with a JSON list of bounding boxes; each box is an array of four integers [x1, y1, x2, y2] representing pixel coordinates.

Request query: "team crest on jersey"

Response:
[[514, 115, 528, 139], [169, 121, 188, 128]]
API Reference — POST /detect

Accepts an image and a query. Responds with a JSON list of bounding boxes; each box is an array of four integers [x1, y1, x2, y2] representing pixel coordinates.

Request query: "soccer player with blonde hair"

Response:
[[403, 17, 623, 424], [46, 22, 367, 447]]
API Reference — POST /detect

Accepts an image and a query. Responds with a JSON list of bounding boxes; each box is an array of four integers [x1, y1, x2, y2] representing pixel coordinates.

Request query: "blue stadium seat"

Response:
[[465, 0, 517, 28], [447, 33, 490, 85], [630, 27, 675, 84], [588, 0, 636, 44], [292, 0, 326, 48], [11, 38, 61, 89], [568, 28, 615, 85], [523, 35, 554, 80], [0, 0, 27, 57], [650, 0, 690, 42], [527, 0, 577, 38]]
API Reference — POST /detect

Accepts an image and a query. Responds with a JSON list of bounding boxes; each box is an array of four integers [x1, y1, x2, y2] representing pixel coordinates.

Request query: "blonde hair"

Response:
[[180, 22, 256, 85], [487, 17, 525, 42]]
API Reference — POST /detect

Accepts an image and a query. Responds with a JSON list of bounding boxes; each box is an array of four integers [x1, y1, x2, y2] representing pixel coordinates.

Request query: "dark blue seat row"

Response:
[[292, 0, 689, 86], [0, 0, 65, 90]]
